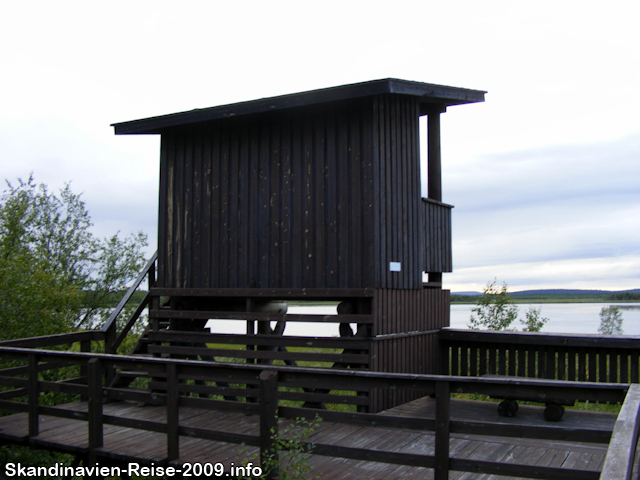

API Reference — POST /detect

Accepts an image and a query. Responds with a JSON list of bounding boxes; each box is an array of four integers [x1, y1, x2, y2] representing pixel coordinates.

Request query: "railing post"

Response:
[[167, 363, 180, 460], [259, 370, 279, 479], [439, 339, 449, 375], [87, 358, 103, 450], [435, 380, 450, 480], [80, 339, 91, 401], [148, 258, 156, 290], [104, 323, 117, 386], [28, 353, 39, 437], [149, 259, 158, 331]]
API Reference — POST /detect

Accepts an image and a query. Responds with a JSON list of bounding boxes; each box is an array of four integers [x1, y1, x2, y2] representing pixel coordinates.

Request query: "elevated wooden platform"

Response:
[[0, 396, 616, 479]]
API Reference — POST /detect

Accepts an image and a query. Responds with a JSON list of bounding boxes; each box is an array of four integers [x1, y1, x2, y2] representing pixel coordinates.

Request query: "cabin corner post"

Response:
[[259, 370, 279, 479]]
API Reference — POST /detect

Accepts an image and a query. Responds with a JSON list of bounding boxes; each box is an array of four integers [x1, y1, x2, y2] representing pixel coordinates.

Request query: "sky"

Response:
[[1, 1, 638, 293]]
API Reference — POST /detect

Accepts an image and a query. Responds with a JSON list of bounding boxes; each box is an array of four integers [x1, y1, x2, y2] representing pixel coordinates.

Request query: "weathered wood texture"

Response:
[[600, 384, 640, 480], [370, 332, 440, 411], [0, 345, 629, 480], [440, 329, 640, 384], [157, 95, 449, 290], [373, 288, 449, 335], [143, 287, 448, 411], [422, 199, 452, 273]]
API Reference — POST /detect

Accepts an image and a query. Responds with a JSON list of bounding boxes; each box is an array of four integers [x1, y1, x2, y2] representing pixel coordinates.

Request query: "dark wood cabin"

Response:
[[113, 78, 485, 412]]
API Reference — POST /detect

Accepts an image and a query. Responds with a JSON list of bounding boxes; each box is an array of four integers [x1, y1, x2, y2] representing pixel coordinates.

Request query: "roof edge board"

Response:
[[112, 78, 486, 135]]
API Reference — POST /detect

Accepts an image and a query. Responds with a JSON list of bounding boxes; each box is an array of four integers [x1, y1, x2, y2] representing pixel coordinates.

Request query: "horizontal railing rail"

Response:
[[440, 328, 640, 384], [0, 331, 102, 349], [0, 345, 630, 480]]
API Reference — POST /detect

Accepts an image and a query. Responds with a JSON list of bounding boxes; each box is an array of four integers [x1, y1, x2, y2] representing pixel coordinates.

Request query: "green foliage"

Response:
[[608, 292, 640, 301], [239, 415, 322, 480], [468, 280, 548, 332], [520, 306, 549, 332], [453, 290, 640, 304], [0, 175, 148, 472], [468, 280, 519, 331], [598, 306, 624, 335], [0, 175, 148, 340]]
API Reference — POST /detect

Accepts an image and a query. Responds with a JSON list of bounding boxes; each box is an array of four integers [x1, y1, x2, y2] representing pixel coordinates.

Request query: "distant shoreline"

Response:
[[450, 288, 640, 305], [451, 298, 640, 304]]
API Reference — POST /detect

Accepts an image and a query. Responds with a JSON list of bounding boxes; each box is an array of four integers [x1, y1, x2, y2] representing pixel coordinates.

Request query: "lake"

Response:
[[451, 303, 640, 335], [206, 303, 640, 337]]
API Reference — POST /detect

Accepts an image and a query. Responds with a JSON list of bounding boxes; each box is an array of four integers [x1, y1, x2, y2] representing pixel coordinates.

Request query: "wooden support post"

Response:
[[80, 339, 92, 354], [148, 259, 156, 289], [427, 105, 446, 285], [151, 282, 160, 333], [87, 358, 103, 450], [435, 380, 450, 480], [439, 343, 450, 376], [104, 323, 117, 386], [28, 353, 39, 437], [167, 362, 180, 460], [427, 105, 445, 203], [246, 298, 256, 365], [259, 370, 279, 479], [80, 340, 91, 401]]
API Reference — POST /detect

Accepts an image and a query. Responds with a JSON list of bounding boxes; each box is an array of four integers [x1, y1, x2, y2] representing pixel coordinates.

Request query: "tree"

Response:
[[598, 306, 624, 335], [0, 175, 149, 473], [468, 280, 519, 331], [0, 175, 148, 340], [520, 306, 549, 332], [468, 280, 548, 332]]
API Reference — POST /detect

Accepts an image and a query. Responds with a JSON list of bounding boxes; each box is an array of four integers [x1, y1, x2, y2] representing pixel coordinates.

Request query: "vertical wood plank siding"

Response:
[[158, 100, 376, 289], [373, 289, 450, 336], [371, 96, 423, 289], [157, 95, 448, 290], [369, 289, 449, 412], [422, 199, 453, 273], [370, 332, 442, 412]]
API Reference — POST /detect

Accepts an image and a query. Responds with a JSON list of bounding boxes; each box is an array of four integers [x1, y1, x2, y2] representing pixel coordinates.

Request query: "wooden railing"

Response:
[[101, 251, 157, 355], [440, 328, 640, 383], [601, 384, 640, 480], [0, 345, 632, 480]]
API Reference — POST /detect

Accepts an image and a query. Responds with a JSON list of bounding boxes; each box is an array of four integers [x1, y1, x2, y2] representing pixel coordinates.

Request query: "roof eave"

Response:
[[112, 78, 486, 135]]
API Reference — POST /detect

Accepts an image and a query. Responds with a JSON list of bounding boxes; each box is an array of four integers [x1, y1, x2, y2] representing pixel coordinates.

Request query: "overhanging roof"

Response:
[[112, 78, 486, 135]]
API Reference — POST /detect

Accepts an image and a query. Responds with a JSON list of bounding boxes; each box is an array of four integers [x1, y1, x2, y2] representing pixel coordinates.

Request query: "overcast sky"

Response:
[[1, 1, 638, 292]]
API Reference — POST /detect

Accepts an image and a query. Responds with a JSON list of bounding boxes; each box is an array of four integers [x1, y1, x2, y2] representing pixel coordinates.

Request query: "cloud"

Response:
[[1, 1, 638, 290], [441, 135, 640, 288], [445, 255, 640, 292]]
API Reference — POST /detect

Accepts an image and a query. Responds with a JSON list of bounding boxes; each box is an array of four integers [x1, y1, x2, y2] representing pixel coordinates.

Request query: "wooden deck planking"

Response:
[[0, 396, 618, 479]]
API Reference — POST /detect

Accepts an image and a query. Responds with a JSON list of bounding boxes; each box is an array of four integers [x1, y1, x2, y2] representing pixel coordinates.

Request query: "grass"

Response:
[[143, 342, 628, 415], [451, 392, 622, 413]]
